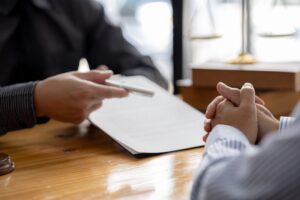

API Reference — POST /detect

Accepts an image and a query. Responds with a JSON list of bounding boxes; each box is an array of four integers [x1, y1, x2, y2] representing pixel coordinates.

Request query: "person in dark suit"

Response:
[[0, 0, 167, 135]]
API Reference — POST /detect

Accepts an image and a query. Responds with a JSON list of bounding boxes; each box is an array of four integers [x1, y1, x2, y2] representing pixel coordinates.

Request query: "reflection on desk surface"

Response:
[[0, 120, 204, 200]]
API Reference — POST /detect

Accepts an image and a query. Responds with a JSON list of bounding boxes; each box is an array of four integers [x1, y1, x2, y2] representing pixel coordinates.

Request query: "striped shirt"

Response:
[[191, 114, 299, 200], [0, 82, 37, 135]]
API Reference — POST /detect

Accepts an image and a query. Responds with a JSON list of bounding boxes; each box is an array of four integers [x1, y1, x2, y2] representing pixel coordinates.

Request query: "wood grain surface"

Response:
[[0, 120, 204, 200]]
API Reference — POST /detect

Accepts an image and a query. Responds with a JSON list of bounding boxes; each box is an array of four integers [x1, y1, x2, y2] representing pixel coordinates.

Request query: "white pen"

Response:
[[78, 58, 155, 97], [105, 79, 155, 97]]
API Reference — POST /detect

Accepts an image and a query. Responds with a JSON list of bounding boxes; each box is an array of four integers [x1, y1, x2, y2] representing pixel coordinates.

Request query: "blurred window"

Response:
[[96, 0, 173, 81], [186, 0, 300, 68]]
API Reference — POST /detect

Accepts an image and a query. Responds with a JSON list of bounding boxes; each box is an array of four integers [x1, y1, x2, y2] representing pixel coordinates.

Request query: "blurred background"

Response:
[[96, 0, 173, 82], [95, 0, 300, 82], [185, 0, 300, 66]]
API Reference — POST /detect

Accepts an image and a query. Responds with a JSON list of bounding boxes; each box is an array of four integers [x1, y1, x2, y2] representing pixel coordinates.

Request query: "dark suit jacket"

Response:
[[0, 0, 167, 87], [0, 0, 167, 135]]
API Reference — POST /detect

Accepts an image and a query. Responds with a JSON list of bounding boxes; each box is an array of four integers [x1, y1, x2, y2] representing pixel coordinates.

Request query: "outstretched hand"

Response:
[[34, 70, 129, 124]]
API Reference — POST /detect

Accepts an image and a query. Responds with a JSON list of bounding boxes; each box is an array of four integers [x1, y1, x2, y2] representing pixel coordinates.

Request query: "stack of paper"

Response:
[[89, 76, 205, 155]]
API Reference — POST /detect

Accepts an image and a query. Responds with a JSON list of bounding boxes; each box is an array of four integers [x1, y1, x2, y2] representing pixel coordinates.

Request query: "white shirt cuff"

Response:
[[279, 117, 295, 133], [206, 124, 250, 149]]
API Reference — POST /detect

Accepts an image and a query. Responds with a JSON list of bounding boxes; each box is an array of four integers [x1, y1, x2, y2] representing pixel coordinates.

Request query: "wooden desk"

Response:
[[180, 62, 300, 117], [0, 121, 204, 199]]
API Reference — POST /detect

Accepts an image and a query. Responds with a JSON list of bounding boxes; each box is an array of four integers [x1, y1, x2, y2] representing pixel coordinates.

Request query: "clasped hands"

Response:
[[203, 82, 279, 144]]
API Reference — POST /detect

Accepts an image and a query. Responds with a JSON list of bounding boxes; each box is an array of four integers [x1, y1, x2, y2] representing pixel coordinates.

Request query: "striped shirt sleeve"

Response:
[[0, 82, 38, 135], [191, 120, 300, 200], [279, 116, 295, 132], [191, 125, 250, 199]]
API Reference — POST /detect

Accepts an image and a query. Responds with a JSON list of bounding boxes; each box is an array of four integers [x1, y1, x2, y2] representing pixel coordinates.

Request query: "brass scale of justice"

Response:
[[189, 0, 296, 65]]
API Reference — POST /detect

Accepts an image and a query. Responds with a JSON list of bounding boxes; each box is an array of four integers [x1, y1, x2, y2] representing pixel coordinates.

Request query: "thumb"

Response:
[[240, 83, 255, 107], [96, 65, 109, 71], [217, 82, 240, 106], [217, 82, 264, 106], [75, 70, 113, 83]]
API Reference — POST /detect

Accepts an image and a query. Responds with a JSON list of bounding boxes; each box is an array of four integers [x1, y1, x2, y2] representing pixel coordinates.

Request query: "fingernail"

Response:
[[99, 70, 113, 74], [217, 82, 224, 88], [243, 82, 253, 88]]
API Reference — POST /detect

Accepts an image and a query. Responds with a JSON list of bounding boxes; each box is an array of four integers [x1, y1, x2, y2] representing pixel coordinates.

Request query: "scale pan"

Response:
[[190, 33, 222, 40]]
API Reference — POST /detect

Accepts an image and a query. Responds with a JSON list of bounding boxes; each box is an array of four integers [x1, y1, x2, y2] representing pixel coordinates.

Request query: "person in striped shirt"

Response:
[[191, 82, 299, 200]]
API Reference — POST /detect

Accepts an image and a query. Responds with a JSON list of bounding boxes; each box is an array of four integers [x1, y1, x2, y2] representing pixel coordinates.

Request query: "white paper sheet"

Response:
[[89, 76, 206, 155]]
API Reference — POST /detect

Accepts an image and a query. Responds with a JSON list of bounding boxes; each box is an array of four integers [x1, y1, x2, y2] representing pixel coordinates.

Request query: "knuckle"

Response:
[[242, 104, 255, 112], [72, 71, 80, 77], [103, 88, 113, 98], [77, 88, 92, 99], [217, 101, 225, 111], [216, 95, 223, 101], [78, 98, 92, 109], [242, 87, 254, 94], [211, 119, 217, 128], [206, 103, 213, 114]]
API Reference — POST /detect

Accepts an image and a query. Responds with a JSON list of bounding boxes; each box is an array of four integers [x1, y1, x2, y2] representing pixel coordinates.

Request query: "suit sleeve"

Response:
[[0, 82, 38, 135]]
